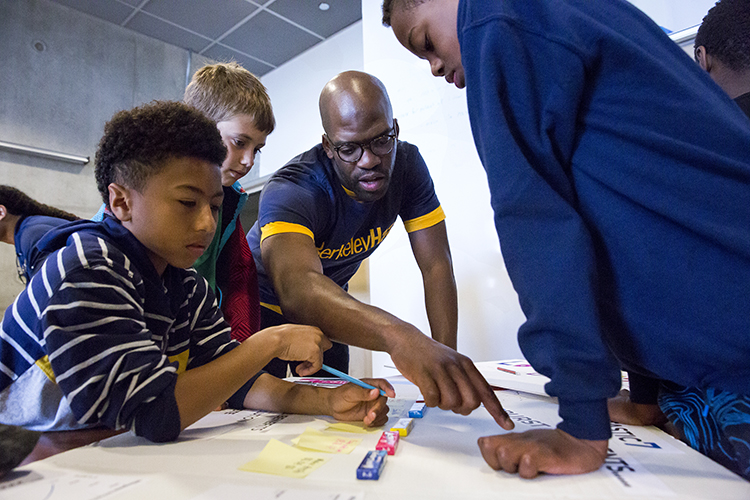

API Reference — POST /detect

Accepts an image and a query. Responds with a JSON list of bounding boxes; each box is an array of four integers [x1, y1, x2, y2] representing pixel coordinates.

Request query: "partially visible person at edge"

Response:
[[694, 0, 750, 118], [246, 70, 513, 431], [93, 62, 267, 343], [0, 184, 79, 283], [384, 0, 750, 480]]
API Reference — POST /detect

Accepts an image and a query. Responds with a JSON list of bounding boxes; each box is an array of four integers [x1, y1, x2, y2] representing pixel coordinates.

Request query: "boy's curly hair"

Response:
[[0, 185, 79, 221], [695, 0, 750, 72], [184, 62, 275, 134], [94, 101, 227, 207]]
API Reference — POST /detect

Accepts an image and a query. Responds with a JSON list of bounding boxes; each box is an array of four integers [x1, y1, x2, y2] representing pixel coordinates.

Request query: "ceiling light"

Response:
[[318, 2, 330, 11]]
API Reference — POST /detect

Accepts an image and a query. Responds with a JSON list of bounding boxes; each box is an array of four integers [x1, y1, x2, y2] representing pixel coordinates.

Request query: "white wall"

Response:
[[250, 21, 364, 181], [362, 2, 527, 376], [628, 0, 717, 32]]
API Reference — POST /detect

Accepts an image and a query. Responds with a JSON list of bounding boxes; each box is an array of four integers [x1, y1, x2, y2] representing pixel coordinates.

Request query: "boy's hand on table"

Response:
[[256, 324, 332, 376], [326, 379, 394, 427], [478, 429, 608, 478], [607, 389, 667, 426], [389, 333, 514, 430]]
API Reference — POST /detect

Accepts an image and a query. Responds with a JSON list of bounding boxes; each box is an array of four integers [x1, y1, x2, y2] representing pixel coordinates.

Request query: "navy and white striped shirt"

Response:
[[0, 217, 243, 442]]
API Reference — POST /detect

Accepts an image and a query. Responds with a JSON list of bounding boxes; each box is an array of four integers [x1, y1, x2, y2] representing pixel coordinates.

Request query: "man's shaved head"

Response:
[[319, 71, 393, 135], [318, 71, 399, 203]]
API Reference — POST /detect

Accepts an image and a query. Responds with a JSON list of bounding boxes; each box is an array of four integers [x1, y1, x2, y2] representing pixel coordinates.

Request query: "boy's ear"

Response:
[[107, 183, 133, 222], [695, 46, 712, 72], [0, 205, 6, 221]]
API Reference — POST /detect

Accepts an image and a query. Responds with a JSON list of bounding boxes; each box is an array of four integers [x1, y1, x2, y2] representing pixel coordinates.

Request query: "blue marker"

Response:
[[320, 364, 387, 397]]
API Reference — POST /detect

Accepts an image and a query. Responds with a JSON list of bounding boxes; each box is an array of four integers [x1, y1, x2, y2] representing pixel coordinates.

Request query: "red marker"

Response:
[[497, 366, 517, 375]]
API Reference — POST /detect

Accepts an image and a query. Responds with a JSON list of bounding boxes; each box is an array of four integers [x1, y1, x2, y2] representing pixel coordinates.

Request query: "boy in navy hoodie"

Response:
[[0, 101, 392, 442], [384, 0, 750, 479]]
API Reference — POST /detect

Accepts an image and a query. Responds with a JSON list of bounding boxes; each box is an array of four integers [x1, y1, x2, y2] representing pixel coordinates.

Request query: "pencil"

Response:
[[496, 366, 518, 375], [320, 364, 388, 397]]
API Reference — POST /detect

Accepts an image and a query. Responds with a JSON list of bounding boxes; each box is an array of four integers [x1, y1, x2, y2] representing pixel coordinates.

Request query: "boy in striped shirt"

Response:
[[0, 101, 392, 442]]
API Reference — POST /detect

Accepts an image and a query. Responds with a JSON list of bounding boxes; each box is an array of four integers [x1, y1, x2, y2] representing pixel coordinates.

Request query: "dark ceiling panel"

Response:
[[47, 0, 363, 74], [269, 0, 361, 38], [142, 0, 260, 39], [50, 0, 133, 25], [201, 44, 275, 77], [220, 10, 321, 67], [126, 11, 213, 53]]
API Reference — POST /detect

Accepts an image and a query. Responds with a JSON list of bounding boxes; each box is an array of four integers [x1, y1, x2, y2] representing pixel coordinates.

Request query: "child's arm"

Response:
[[174, 324, 332, 430], [242, 374, 393, 427]]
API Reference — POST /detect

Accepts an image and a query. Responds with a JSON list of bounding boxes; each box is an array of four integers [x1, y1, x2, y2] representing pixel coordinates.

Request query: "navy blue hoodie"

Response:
[[459, 0, 750, 440]]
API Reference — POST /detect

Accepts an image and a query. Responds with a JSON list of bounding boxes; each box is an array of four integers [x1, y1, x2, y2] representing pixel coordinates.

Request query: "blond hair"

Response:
[[184, 62, 275, 133]]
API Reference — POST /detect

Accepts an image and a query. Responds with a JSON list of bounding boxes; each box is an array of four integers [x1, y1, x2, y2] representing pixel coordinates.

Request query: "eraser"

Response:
[[375, 430, 400, 455], [408, 402, 426, 418], [356, 449, 387, 480], [390, 417, 414, 437]]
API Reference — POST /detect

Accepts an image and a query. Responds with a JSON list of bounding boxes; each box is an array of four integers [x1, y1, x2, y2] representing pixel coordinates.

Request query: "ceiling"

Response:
[[48, 0, 362, 77]]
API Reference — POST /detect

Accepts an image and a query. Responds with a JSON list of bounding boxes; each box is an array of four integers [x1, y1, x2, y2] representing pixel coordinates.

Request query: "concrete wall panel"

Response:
[[0, 0, 209, 311]]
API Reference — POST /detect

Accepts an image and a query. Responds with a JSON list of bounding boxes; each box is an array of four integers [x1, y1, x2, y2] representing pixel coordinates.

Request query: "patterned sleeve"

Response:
[[184, 269, 260, 411], [184, 271, 239, 370]]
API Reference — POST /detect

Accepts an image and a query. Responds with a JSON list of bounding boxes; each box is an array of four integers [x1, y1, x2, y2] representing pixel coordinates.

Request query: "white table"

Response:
[[3, 377, 749, 500]]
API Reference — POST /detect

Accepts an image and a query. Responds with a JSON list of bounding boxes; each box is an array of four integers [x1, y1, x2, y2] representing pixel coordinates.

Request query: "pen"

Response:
[[320, 364, 388, 397], [497, 366, 517, 375]]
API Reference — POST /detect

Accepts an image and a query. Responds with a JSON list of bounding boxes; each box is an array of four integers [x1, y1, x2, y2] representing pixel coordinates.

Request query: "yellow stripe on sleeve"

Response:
[[403, 206, 446, 233], [260, 302, 283, 315], [260, 221, 315, 244]]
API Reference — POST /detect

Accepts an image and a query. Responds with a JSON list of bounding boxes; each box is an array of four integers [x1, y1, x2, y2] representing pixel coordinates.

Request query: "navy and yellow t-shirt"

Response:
[[247, 141, 444, 314]]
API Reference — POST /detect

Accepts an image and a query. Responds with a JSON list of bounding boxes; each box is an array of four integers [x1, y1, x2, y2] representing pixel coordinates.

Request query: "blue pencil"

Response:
[[320, 364, 388, 397]]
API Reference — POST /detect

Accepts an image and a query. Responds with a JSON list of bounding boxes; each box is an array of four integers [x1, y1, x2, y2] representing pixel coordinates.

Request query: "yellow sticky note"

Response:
[[326, 422, 382, 434], [292, 427, 362, 454], [239, 439, 329, 478]]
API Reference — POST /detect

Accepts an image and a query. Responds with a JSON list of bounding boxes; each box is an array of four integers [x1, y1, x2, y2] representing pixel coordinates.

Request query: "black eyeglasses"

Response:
[[326, 128, 397, 164]]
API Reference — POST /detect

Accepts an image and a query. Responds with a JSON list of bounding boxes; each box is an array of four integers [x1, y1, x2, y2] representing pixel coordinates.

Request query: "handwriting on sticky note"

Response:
[[292, 427, 362, 454], [326, 422, 381, 434], [239, 439, 329, 478]]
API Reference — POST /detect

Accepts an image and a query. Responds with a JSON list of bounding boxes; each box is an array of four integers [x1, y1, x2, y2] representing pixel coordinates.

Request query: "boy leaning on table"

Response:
[[0, 101, 393, 442], [383, 0, 750, 481]]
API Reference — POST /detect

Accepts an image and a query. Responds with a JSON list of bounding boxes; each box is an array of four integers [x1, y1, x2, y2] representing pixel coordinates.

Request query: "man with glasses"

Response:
[[246, 71, 513, 430]]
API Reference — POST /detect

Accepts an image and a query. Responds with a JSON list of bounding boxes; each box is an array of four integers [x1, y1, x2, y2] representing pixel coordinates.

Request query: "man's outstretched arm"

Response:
[[261, 232, 513, 429]]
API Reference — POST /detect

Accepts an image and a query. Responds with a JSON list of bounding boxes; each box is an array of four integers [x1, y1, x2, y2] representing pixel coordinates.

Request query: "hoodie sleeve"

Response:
[[460, 8, 620, 440], [14, 216, 73, 281]]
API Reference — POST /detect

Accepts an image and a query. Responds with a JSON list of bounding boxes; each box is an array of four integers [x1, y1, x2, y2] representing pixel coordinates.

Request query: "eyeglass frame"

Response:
[[324, 125, 398, 164]]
